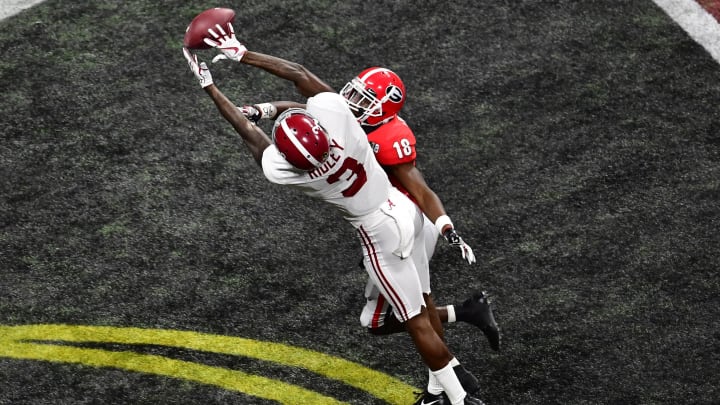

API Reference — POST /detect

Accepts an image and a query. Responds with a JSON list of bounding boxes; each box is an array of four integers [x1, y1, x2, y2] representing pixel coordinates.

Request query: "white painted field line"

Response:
[[0, 0, 47, 21], [653, 0, 720, 63]]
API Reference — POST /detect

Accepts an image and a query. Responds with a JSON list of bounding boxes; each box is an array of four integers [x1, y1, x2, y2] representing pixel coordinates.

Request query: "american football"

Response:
[[183, 7, 236, 49]]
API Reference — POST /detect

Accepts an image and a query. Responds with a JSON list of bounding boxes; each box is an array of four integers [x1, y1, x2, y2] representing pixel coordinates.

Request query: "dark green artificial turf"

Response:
[[1, 1, 719, 404]]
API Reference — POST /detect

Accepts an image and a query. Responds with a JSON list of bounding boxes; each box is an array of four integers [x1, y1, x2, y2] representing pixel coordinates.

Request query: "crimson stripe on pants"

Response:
[[371, 294, 387, 328], [358, 225, 409, 320]]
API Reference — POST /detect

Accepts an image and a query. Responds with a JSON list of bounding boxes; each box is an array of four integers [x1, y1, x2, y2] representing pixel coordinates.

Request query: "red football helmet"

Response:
[[271, 109, 330, 171], [340, 67, 406, 126]]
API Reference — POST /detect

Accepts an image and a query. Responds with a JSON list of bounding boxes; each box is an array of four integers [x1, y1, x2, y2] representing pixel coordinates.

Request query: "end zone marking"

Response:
[[0, 324, 417, 405], [2, 341, 342, 404]]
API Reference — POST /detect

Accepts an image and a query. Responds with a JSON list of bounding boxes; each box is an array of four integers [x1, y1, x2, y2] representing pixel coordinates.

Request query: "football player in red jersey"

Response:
[[203, 23, 499, 403], [338, 67, 499, 350]]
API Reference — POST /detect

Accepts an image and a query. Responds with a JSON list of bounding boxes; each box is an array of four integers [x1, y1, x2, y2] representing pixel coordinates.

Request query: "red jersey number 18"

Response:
[[393, 138, 413, 159]]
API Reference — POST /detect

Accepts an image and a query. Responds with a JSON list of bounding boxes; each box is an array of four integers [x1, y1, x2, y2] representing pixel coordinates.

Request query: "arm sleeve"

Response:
[[262, 145, 302, 184]]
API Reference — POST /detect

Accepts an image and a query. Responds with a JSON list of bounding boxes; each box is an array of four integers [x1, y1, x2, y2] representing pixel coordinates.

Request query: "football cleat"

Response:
[[464, 394, 488, 405], [413, 391, 450, 405], [413, 390, 487, 405], [460, 291, 501, 351], [454, 364, 480, 395]]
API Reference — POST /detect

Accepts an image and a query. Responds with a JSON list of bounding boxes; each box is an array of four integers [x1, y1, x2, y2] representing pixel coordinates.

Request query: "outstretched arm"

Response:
[[242, 51, 335, 97], [205, 85, 272, 165], [204, 23, 335, 97], [183, 47, 271, 165]]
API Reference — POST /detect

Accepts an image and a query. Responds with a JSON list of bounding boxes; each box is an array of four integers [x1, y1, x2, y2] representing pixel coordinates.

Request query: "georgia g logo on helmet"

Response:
[[386, 85, 403, 104]]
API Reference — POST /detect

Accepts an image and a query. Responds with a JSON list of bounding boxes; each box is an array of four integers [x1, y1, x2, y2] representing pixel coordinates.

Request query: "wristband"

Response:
[[446, 304, 457, 323], [434, 215, 453, 236], [254, 103, 277, 120]]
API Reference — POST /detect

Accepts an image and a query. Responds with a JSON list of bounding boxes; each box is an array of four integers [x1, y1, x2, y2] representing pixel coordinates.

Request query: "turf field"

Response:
[[1, 1, 719, 404]]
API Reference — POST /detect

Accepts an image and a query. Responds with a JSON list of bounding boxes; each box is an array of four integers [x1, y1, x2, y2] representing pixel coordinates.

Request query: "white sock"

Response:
[[427, 368, 444, 395], [449, 357, 460, 367], [446, 305, 457, 323], [431, 362, 466, 405]]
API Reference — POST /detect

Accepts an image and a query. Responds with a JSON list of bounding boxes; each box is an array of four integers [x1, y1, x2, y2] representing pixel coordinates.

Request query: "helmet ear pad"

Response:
[[271, 109, 330, 171], [341, 67, 406, 126]]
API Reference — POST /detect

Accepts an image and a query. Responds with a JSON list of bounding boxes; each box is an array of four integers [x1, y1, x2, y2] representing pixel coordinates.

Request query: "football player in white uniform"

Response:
[[201, 22, 500, 404], [183, 40, 486, 405]]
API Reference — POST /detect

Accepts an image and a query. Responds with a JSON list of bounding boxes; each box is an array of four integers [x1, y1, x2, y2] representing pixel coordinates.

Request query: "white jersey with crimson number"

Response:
[[261, 92, 391, 221], [261, 92, 426, 323]]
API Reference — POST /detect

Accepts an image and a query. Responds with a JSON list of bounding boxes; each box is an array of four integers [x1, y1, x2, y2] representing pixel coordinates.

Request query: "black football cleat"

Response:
[[413, 391, 450, 405], [454, 364, 480, 395], [413, 389, 486, 405], [464, 394, 487, 405], [460, 291, 501, 351]]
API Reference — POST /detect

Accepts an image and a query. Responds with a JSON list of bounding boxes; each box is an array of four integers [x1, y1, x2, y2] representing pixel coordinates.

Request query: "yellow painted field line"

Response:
[[0, 324, 417, 404], [0, 341, 344, 404]]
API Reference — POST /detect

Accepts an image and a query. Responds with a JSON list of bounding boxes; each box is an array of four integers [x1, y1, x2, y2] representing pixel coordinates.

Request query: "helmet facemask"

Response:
[[340, 78, 384, 125]]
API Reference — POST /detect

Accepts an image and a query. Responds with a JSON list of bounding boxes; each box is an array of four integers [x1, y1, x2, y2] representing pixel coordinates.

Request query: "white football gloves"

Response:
[[443, 228, 476, 264], [237, 103, 278, 123], [183, 47, 213, 88], [238, 105, 261, 123], [204, 22, 248, 63]]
